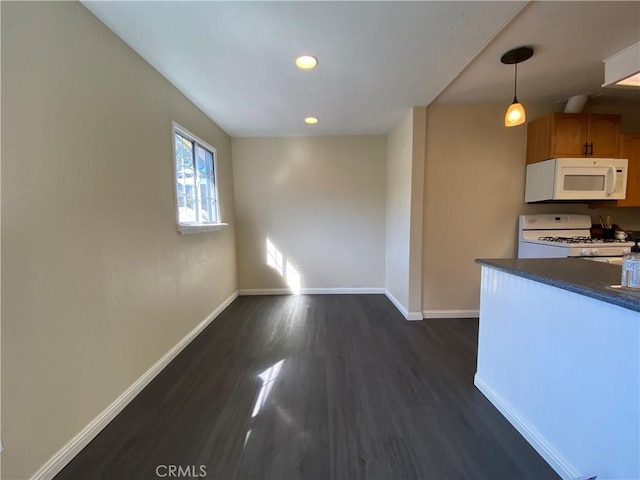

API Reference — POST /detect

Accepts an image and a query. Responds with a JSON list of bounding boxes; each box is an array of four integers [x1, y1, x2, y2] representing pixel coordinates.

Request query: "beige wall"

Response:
[[422, 103, 640, 312], [385, 111, 413, 309], [385, 108, 425, 315], [0, 1, 3, 477], [1, 2, 237, 478], [408, 108, 426, 313], [232, 136, 386, 291]]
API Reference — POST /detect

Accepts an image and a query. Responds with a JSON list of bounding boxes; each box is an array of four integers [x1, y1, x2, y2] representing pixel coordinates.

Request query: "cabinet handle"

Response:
[[589, 143, 594, 156], [583, 143, 588, 156]]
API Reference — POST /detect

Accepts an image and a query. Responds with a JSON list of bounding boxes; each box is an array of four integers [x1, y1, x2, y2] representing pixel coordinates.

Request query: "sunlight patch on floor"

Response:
[[251, 359, 285, 418]]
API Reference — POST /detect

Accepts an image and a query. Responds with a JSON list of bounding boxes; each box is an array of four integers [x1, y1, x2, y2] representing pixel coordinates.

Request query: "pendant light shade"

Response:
[[501, 47, 534, 128], [505, 99, 526, 127]]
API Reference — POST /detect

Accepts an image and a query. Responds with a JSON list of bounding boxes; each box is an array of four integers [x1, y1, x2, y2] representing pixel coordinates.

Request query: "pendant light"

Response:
[[501, 46, 534, 127]]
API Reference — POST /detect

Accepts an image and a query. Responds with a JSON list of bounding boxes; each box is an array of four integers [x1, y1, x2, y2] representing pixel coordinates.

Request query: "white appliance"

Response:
[[518, 214, 634, 264], [525, 157, 628, 203]]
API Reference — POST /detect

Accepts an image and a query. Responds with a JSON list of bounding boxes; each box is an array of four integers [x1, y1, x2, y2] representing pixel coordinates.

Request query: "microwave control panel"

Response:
[[615, 169, 625, 193]]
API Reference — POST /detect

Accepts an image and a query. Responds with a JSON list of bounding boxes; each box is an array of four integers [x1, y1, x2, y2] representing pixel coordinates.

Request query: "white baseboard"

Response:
[[238, 288, 291, 295], [238, 287, 385, 295], [422, 309, 479, 319], [303, 287, 385, 294], [384, 289, 408, 317], [383, 289, 422, 321], [30, 291, 239, 480], [474, 375, 581, 480]]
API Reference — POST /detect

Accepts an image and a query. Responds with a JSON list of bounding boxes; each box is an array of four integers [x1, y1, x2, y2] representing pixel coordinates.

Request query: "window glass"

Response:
[[173, 125, 219, 226]]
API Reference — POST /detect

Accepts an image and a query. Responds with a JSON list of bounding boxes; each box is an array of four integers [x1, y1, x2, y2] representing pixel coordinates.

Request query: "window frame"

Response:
[[171, 121, 226, 234]]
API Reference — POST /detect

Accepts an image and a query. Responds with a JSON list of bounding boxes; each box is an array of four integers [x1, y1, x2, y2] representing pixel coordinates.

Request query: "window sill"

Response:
[[177, 223, 228, 235]]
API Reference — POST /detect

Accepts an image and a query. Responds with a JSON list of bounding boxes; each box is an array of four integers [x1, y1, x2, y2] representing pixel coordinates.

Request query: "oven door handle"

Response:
[[605, 166, 616, 195]]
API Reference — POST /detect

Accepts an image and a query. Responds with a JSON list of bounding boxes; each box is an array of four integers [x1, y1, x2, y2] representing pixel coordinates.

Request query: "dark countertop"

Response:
[[475, 258, 640, 313]]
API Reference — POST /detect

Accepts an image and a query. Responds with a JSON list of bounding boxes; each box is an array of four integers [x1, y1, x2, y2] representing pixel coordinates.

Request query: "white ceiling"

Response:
[[82, 1, 639, 137], [436, 1, 640, 107]]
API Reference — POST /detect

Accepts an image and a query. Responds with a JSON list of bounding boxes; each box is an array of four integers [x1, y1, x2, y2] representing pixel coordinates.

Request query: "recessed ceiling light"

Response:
[[296, 55, 318, 70], [304, 117, 319, 125]]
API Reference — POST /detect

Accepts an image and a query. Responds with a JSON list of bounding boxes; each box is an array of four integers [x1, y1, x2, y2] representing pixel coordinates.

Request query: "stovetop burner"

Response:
[[538, 236, 626, 244]]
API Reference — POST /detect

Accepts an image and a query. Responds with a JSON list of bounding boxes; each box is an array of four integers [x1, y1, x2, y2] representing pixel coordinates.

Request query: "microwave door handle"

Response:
[[605, 166, 616, 195]]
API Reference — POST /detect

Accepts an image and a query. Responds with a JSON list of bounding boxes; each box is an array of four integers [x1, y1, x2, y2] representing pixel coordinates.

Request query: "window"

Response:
[[172, 122, 224, 234]]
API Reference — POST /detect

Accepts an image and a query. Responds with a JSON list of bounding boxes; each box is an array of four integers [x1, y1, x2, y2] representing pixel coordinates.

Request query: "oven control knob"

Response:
[[581, 249, 592, 256], [591, 249, 599, 256]]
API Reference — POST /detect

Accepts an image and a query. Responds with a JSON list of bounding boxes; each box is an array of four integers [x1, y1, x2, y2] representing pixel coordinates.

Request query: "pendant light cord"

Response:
[[513, 62, 518, 103]]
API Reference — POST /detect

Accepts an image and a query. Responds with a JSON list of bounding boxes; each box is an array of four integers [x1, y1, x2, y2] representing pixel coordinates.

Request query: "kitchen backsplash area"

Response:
[[595, 208, 640, 235]]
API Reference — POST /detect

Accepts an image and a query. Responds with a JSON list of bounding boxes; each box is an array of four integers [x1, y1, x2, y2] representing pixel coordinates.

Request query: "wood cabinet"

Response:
[[526, 112, 621, 164], [591, 133, 640, 208]]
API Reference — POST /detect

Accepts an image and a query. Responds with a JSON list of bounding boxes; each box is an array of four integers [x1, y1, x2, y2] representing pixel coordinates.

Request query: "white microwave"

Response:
[[525, 157, 628, 203]]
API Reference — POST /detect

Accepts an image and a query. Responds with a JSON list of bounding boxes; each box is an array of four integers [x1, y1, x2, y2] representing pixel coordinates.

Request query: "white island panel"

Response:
[[475, 266, 639, 480]]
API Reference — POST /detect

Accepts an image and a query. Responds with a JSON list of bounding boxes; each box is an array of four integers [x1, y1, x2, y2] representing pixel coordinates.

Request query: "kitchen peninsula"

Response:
[[474, 258, 639, 480]]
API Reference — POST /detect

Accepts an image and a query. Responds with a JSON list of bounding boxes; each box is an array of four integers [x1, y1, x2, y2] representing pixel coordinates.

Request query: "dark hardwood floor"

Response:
[[55, 294, 559, 480]]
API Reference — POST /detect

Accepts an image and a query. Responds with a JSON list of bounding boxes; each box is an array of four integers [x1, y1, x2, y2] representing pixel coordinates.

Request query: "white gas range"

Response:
[[518, 214, 634, 264]]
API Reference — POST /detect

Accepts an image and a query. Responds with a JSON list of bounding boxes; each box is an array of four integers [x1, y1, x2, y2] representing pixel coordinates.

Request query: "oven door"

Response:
[[554, 158, 627, 200]]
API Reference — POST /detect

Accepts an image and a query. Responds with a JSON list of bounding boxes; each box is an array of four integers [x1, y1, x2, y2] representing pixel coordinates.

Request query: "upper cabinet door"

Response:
[[526, 112, 622, 164], [587, 114, 621, 158], [549, 113, 589, 158]]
